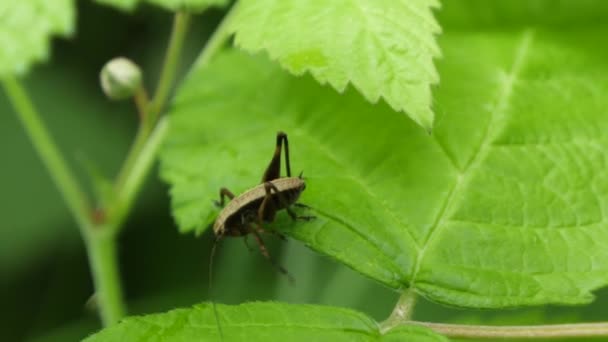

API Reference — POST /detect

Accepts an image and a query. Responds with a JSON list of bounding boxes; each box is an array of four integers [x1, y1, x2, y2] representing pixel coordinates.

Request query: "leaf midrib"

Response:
[[298, 133, 415, 283], [410, 30, 535, 284]]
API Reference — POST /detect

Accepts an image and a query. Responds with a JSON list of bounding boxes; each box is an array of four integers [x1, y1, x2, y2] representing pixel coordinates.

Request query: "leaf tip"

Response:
[[410, 108, 434, 132]]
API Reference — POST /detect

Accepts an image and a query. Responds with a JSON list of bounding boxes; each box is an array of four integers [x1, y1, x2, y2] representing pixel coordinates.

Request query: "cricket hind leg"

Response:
[[251, 227, 295, 284], [257, 181, 278, 224], [261, 132, 291, 182], [254, 225, 287, 241], [214, 187, 235, 207], [252, 183, 293, 281]]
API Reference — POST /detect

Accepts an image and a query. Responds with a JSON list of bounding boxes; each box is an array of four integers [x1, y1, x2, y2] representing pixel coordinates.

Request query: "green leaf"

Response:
[[228, 0, 441, 130], [160, 23, 608, 308], [83, 302, 447, 341], [439, 0, 608, 29], [94, 0, 229, 12], [0, 1, 75, 77]]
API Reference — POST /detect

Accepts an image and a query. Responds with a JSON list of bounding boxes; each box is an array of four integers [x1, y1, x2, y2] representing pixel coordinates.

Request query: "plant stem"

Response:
[[113, 10, 191, 218], [150, 11, 191, 118], [114, 85, 152, 195], [410, 321, 608, 339], [109, 117, 170, 230], [381, 290, 608, 339], [114, 120, 149, 198], [194, 1, 240, 69], [380, 289, 417, 333], [1, 76, 92, 232], [133, 85, 150, 123], [85, 230, 125, 326], [2, 76, 127, 326]]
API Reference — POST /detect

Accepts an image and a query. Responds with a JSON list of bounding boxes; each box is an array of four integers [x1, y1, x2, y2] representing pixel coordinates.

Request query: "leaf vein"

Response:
[[411, 30, 535, 284], [303, 134, 421, 252], [310, 206, 403, 283]]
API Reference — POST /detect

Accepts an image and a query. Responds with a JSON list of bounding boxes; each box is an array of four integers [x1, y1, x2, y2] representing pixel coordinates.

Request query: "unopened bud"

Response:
[[100, 57, 142, 100]]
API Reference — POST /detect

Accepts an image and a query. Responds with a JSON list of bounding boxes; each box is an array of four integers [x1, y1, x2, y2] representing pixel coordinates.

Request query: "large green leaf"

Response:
[[94, 0, 229, 12], [228, 0, 441, 130], [0, 1, 75, 77], [160, 24, 608, 308], [439, 0, 608, 29], [84, 302, 447, 341]]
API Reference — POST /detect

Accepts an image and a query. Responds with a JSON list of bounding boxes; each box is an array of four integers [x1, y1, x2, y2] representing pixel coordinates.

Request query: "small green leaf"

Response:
[[161, 20, 608, 309], [0, 1, 75, 77], [94, 0, 229, 12], [228, 0, 441, 130], [83, 302, 447, 341]]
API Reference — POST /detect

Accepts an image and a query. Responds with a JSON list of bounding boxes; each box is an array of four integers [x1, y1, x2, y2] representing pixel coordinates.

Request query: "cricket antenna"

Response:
[[209, 234, 224, 340]]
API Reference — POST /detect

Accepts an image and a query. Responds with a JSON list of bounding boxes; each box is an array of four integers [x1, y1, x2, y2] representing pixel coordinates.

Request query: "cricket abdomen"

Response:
[[213, 177, 305, 236]]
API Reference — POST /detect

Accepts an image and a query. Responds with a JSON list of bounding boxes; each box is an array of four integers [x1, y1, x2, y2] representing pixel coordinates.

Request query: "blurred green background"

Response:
[[2, 1, 608, 341]]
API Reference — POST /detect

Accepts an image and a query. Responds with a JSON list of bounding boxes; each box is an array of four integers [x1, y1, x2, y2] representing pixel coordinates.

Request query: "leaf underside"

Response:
[[84, 302, 447, 341], [94, 0, 228, 12], [228, 0, 441, 130], [0, 1, 75, 77], [161, 21, 608, 309]]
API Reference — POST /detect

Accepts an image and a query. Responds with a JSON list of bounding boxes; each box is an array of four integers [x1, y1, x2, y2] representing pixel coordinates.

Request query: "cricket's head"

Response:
[[292, 176, 306, 190]]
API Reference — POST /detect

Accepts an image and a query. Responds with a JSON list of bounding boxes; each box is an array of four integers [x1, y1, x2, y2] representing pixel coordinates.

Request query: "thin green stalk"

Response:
[[115, 85, 153, 192], [1, 76, 92, 232], [133, 85, 150, 123], [2, 76, 127, 326], [85, 230, 125, 326], [150, 11, 191, 119], [410, 321, 608, 339], [112, 11, 191, 222], [114, 122, 147, 197], [381, 290, 608, 339], [380, 289, 417, 333], [109, 117, 170, 230]]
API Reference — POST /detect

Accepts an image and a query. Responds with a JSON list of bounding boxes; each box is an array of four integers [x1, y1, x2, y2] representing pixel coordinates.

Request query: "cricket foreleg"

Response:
[[293, 203, 312, 209], [286, 206, 316, 222], [214, 187, 235, 207]]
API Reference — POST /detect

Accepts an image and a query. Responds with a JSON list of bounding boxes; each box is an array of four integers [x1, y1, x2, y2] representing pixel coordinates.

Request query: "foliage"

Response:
[[0, 1, 74, 76], [3, 0, 608, 341], [228, 0, 441, 130], [161, 28, 608, 308], [84, 302, 447, 342]]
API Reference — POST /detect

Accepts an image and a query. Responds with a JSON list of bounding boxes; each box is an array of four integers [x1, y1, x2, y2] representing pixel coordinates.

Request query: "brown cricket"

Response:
[[209, 132, 314, 339], [211, 131, 314, 279]]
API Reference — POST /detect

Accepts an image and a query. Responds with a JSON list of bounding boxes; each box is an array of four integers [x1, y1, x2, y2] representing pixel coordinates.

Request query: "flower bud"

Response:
[[100, 57, 142, 100]]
